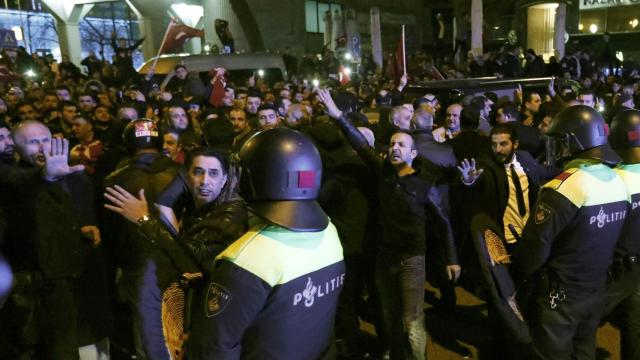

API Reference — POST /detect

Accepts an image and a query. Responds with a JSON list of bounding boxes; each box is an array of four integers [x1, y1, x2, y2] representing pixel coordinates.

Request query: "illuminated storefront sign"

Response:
[[580, 0, 640, 10]]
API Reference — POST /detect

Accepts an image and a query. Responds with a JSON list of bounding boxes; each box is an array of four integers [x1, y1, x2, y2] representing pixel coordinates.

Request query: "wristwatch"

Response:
[[137, 214, 151, 226]]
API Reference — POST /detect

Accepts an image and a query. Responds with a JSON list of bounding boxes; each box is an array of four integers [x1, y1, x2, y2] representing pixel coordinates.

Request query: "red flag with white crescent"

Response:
[[160, 22, 205, 54]]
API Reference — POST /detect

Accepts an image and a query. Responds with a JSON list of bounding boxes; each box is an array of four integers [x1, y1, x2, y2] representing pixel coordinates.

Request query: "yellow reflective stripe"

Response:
[[216, 222, 344, 287], [616, 164, 640, 197], [543, 167, 628, 207]]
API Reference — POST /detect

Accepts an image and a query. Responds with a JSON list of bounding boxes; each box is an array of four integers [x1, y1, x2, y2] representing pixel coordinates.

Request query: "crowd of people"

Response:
[[0, 37, 639, 360]]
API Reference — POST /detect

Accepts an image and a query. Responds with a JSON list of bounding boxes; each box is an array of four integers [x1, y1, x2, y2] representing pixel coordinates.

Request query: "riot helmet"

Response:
[[122, 118, 163, 154], [610, 109, 640, 163], [547, 105, 620, 166], [238, 128, 328, 232]]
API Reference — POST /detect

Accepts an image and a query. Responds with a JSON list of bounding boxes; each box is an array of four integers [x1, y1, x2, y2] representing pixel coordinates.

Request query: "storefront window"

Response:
[[578, 5, 640, 34]]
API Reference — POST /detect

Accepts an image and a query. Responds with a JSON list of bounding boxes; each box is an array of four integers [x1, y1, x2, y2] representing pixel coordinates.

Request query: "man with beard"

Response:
[[319, 89, 459, 360], [0, 121, 14, 165], [77, 93, 98, 116], [458, 124, 551, 357], [459, 124, 550, 247], [229, 108, 254, 153]]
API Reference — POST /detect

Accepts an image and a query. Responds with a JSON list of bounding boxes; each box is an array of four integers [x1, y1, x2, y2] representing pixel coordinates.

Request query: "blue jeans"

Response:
[[375, 254, 426, 360]]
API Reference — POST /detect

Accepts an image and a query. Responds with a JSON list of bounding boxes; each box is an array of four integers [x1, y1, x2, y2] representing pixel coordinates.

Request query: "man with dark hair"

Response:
[[55, 85, 72, 102], [459, 124, 549, 245], [521, 91, 542, 127], [448, 107, 493, 162], [319, 89, 459, 360], [70, 115, 103, 175], [229, 108, 254, 153], [0, 121, 14, 164], [105, 146, 248, 359], [41, 92, 59, 111], [578, 88, 596, 108], [166, 64, 205, 101], [57, 101, 78, 138], [457, 123, 550, 357], [471, 95, 493, 136], [257, 103, 280, 131], [78, 93, 98, 115], [16, 101, 38, 122], [497, 101, 544, 157], [111, 33, 145, 82]]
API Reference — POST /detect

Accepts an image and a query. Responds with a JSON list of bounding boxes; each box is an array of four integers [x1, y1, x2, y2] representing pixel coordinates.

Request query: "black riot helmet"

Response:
[[547, 105, 620, 166], [238, 128, 329, 232], [610, 109, 640, 163], [122, 118, 163, 154]]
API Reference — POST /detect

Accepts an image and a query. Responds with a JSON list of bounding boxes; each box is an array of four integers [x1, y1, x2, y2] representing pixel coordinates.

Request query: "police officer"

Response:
[[103, 118, 180, 359], [185, 128, 345, 359], [605, 109, 640, 359], [513, 105, 629, 359]]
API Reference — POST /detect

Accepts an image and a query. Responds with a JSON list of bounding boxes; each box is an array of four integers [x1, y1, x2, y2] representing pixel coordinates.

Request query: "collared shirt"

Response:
[[503, 154, 530, 243]]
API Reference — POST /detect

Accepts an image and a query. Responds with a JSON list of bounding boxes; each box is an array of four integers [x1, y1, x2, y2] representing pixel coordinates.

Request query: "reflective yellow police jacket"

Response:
[[613, 163, 640, 259], [186, 219, 345, 360], [514, 159, 630, 290]]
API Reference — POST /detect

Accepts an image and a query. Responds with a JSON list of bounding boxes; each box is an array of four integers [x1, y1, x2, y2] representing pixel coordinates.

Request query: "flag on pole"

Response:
[[159, 21, 205, 54], [387, 27, 406, 81], [339, 64, 351, 85]]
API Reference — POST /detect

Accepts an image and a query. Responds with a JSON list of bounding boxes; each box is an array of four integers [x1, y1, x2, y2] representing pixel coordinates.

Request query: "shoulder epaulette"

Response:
[[544, 168, 579, 190]]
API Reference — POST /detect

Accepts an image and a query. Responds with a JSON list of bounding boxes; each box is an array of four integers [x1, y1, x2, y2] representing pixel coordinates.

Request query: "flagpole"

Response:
[[151, 17, 176, 70], [401, 24, 406, 76]]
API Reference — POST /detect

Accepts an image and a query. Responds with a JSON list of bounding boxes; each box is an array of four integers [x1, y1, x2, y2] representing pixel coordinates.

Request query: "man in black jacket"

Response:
[[458, 124, 551, 246], [412, 108, 460, 308], [458, 123, 552, 358], [105, 146, 248, 359], [0, 122, 97, 359], [319, 89, 460, 360]]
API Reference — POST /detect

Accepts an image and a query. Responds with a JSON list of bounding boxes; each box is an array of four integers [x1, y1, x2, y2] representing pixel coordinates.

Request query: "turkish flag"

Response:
[[339, 64, 350, 85], [160, 22, 204, 54]]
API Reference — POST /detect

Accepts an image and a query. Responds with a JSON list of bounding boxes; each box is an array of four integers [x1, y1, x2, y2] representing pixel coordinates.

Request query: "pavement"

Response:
[[358, 282, 622, 360]]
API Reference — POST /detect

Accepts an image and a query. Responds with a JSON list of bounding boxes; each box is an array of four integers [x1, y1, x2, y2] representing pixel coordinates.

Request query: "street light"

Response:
[[344, 52, 352, 60]]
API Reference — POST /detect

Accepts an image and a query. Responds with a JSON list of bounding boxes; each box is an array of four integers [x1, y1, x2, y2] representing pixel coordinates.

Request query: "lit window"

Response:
[[305, 1, 342, 33]]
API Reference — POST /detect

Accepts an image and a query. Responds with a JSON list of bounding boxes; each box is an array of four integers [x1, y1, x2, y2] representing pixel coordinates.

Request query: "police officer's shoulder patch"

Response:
[[545, 168, 579, 190], [205, 282, 231, 318], [534, 202, 553, 224]]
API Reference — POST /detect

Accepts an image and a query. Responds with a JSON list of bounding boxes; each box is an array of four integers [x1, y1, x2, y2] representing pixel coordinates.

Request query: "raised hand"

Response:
[[457, 158, 484, 184], [104, 186, 150, 224], [398, 73, 408, 90], [44, 137, 85, 179], [316, 89, 343, 119]]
